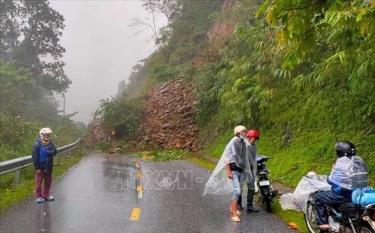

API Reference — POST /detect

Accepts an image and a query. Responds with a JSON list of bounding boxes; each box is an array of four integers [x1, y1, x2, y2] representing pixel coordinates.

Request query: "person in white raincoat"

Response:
[[203, 125, 249, 222]]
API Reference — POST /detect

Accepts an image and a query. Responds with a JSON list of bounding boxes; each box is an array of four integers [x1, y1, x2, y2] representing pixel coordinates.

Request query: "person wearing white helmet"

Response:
[[224, 125, 248, 222], [203, 125, 249, 222], [32, 127, 57, 204]]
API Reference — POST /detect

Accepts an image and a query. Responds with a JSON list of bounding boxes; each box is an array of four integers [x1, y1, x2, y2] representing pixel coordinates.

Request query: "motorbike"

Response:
[[304, 192, 375, 233], [256, 155, 277, 212]]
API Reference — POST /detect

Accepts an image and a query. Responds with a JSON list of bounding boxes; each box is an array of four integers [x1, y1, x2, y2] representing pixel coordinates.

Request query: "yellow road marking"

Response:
[[130, 208, 141, 221]]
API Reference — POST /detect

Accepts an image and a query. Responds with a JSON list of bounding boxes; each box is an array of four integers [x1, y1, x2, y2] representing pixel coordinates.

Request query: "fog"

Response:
[[50, 0, 166, 124]]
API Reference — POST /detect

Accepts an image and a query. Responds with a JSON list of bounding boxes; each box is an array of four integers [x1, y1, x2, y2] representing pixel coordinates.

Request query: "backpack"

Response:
[[329, 155, 368, 190], [352, 187, 375, 207], [349, 156, 369, 189]]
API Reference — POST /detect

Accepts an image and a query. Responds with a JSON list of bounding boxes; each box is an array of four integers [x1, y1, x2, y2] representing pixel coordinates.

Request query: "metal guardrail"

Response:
[[0, 138, 81, 176]]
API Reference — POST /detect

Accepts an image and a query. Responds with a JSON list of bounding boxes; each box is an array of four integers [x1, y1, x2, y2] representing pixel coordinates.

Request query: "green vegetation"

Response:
[[134, 149, 190, 162], [100, 0, 375, 188], [0, 0, 84, 162], [96, 96, 143, 138], [0, 148, 84, 213], [152, 149, 189, 161], [112, 2, 375, 229], [97, 0, 223, 139], [0, 0, 85, 212]]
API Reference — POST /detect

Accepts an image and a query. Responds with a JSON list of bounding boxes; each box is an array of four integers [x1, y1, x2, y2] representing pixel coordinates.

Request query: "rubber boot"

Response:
[[246, 189, 259, 213], [231, 200, 240, 222]]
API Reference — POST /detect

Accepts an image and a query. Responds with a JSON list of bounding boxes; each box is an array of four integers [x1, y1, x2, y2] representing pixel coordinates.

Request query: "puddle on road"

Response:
[[102, 156, 143, 197]]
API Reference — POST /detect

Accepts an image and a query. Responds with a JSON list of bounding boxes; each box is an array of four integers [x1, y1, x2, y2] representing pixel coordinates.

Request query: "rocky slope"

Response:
[[141, 79, 199, 151]]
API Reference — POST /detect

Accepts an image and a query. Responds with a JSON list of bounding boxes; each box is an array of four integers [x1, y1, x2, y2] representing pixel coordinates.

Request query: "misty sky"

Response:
[[50, 0, 166, 124]]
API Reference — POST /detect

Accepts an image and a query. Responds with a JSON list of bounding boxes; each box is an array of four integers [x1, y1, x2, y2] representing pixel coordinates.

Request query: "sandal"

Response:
[[231, 216, 241, 222]]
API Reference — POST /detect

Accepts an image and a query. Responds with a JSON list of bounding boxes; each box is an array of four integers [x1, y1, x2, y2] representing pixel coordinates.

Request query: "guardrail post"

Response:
[[14, 170, 21, 185]]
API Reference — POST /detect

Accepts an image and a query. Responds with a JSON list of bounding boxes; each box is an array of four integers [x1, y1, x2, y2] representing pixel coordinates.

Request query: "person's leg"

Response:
[[315, 190, 346, 228], [35, 170, 43, 197], [35, 170, 45, 203], [237, 193, 243, 210], [237, 173, 245, 210], [43, 171, 52, 200], [231, 171, 241, 222], [246, 182, 259, 213]]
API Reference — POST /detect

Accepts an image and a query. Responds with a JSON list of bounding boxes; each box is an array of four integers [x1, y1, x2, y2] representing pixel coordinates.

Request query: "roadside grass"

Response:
[[202, 131, 232, 159], [133, 149, 190, 162], [153, 149, 189, 161], [0, 147, 85, 213]]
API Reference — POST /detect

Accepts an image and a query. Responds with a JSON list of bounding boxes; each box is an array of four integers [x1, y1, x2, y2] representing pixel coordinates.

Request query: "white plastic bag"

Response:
[[279, 172, 331, 212], [279, 193, 298, 210], [203, 152, 233, 196]]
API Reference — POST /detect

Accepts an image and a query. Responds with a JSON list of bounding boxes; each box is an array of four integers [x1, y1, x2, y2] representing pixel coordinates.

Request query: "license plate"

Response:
[[259, 180, 270, 186]]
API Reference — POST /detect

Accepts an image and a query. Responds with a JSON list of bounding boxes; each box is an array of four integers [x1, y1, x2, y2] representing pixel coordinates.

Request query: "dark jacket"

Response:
[[32, 138, 57, 173]]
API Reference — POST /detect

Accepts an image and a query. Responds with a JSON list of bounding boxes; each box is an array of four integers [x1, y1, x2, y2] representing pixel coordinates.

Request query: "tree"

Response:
[[130, 0, 182, 47], [0, 61, 34, 117], [97, 97, 143, 138], [142, 0, 181, 23], [0, 0, 70, 93]]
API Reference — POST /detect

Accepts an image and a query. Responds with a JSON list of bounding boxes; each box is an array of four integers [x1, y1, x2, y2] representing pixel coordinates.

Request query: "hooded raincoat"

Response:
[[203, 136, 251, 196]]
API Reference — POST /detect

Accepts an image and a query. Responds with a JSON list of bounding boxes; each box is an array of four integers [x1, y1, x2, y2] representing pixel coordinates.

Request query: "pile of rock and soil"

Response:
[[140, 79, 199, 151]]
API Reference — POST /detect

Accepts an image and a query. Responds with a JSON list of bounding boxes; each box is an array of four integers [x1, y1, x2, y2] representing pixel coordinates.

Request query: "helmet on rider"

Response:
[[246, 129, 260, 140], [39, 127, 53, 137], [234, 125, 247, 136], [335, 141, 356, 158]]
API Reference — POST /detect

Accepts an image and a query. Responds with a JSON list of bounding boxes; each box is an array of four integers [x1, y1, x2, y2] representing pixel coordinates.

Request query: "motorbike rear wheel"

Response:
[[265, 198, 272, 212], [359, 225, 375, 233], [260, 186, 272, 212], [304, 200, 321, 233]]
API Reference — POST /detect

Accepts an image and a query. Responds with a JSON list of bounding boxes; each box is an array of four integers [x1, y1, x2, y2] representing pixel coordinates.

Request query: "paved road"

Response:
[[0, 153, 294, 233]]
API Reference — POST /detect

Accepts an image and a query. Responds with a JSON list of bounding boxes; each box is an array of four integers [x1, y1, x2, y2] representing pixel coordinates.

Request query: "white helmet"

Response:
[[39, 127, 53, 137], [233, 125, 246, 135]]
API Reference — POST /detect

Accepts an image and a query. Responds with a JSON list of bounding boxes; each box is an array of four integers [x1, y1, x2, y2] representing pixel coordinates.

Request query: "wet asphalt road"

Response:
[[0, 153, 294, 233]]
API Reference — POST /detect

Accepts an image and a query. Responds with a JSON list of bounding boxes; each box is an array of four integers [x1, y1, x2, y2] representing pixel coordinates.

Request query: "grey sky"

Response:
[[50, 0, 166, 124]]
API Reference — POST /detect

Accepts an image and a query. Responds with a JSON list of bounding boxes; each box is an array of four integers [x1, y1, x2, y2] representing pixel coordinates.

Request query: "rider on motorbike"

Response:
[[315, 141, 368, 230]]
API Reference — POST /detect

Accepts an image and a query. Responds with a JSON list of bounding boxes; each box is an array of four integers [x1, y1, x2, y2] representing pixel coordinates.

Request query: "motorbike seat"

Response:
[[256, 156, 268, 163], [334, 202, 363, 218], [337, 202, 356, 210]]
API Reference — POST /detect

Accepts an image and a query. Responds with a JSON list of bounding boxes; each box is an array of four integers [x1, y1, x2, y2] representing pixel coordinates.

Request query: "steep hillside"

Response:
[[95, 0, 375, 187]]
